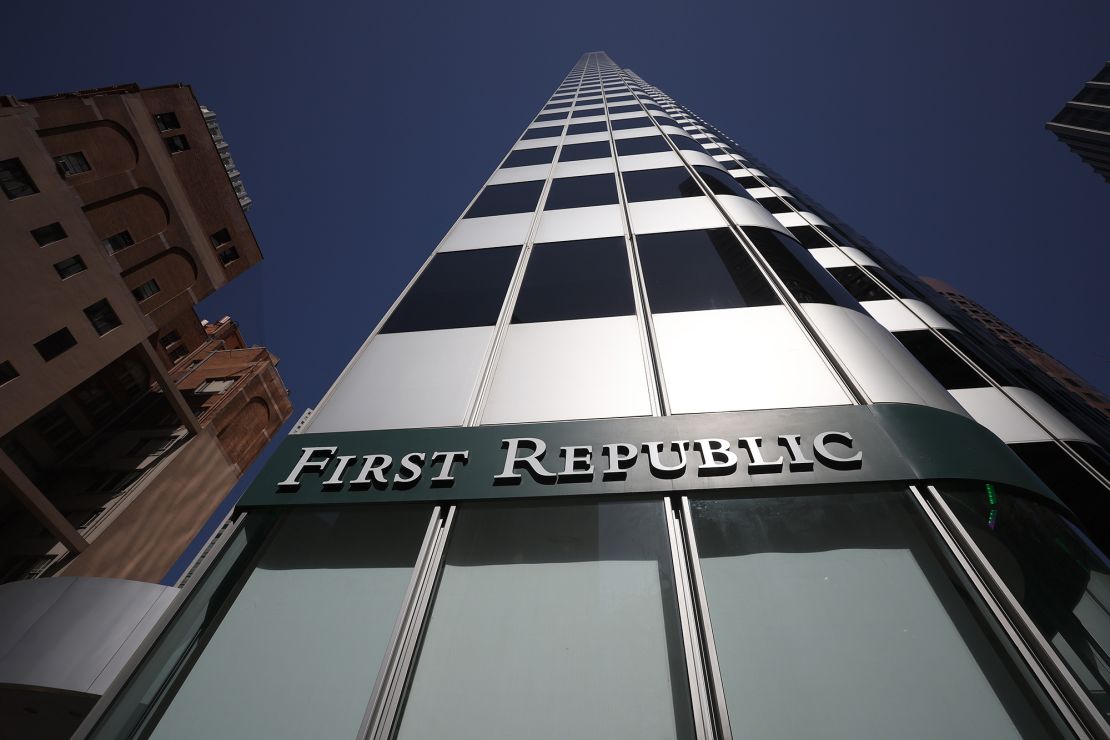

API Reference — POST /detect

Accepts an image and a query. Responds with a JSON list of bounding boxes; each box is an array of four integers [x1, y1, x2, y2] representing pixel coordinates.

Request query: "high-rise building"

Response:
[[1048, 61, 1110, 182], [76, 53, 1110, 740], [922, 276, 1110, 420], [0, 83, 291, 737]]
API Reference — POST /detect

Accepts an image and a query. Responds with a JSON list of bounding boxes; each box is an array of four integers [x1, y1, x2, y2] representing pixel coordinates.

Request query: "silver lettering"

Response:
[[494, 438, 557, 483], [322, 455, 357, 489], [814, 431, 863, 470], [393, 452, 425, 485], [277, 446, 337, 490], [559, 445, 594, 481], [738, 436, 784, 474], [777, 434, 815, 472], [351, 454, 393, 486], [644, 441, 688, 479], [694, 438, 737, 476], [430, 450, 469, 483], [602, 442, 638, 479]]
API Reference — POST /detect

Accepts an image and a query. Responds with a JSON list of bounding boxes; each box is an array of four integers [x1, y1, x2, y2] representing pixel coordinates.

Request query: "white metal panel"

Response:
[[862, 300, 928, 332], [951, 386, 1094, 444], [487, 164, 552, 185], [553, 158, 615, 178], [307, 327, 496, 432], [562, 131, 610, 145], [628, 196, 727, 235], [803, 304, 967, 414], [437, 213, 535, 252], [481, 316, 653, 424], [535, 204, 625, 242], [653, 306, 852, 414], [773, 211, 829, 228], [618, 151, 683, 172]]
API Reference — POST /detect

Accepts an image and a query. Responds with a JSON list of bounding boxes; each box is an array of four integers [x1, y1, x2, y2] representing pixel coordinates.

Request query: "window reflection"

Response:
[[942, 483, 1110, 720], [689, 491, 1066, 739]]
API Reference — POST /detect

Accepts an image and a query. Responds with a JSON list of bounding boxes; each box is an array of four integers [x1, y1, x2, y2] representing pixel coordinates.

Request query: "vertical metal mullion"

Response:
[[371, 505, 457, 740], [356, 506, 443, 740], [663, 498, 715, 740], [910, 485, 1109, 739], [679, 496, 734, 740]]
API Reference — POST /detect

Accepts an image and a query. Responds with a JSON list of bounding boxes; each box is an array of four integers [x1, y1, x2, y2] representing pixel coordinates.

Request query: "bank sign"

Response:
[[238, 404, 1050, 507]]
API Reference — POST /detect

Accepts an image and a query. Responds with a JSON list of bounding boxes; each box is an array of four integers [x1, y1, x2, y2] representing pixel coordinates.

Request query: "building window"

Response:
[[53, 255, 88, 279], [131, 279, 161, 302], [210, 228, 232, 246], [54, 152, 91, 176], [165, 135, 190, 154], [31, 222, 67, 246], [502, 146, 557, 168], [83, 299, 122, 336], [381, 246, 521, 333], [218, 247, 240, 265], [0, 158, 39, 199], [195, 378, 237, 394], [154, 112, 181, 131], [103, 230, 135, 254], [544, 173, 619, 210], [511, 237, 635, 323], [394, 500, 694, 739], [34, 328, 77, 361], [557, 140, 612, 162], [159, 330, 182, 349], [464, 181, 544, 219], [168, 345, 189, 363], [0, 361, 18, 386]]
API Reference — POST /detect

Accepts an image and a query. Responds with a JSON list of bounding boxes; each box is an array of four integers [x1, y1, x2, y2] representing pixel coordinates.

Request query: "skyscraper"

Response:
[[77, 52, 1110, 740], [1048, 61, 1110, 182]]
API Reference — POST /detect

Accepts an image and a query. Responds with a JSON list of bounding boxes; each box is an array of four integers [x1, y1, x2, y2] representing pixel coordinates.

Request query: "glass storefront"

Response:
[[80, 484, 1107, 740]]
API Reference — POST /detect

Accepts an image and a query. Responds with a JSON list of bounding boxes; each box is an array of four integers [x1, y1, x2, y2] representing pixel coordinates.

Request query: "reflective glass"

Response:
[[942, 483, 1110, 720], [744, 227, 861, 309], [381, 246, 521, 333], [623, 166, 702, 201], [612, 116, 652, 130], [568, 121, 608, 135], [693, 165, 754, 200], [512, 237, 635, 323], [559, 140, 612, 162], [690, 491, 1067, 740], [544, 173, 619, 210], [395, 500, 694, 740], [147, 508, 433, 740], [521, 126, 561, 141], [464, 180, 544, 218], [502, 146, 556, 168], [895, 330, 989, 389], [637, 228, 779, 313], [616, 135, 671, 156]]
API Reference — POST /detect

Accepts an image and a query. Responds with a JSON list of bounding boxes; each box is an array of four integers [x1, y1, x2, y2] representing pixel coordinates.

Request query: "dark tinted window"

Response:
[[607, 104, 640, 115], [31, 222, 67, 246], [571, 107, 604, 118], [559, 141, 611, 162], [53, 255, 87, 279], [465, 180, 544, 218], [611, 116, 652, 130], [671, 136, 705, 153], [35, 328, 77, 361], [787, 226, 830, 250], [607, 94, 634, 102], [84, 299, 122, 335], [502, 147, 557, 168], [745, 228, 860, 309], [720, 159, 743, 170], [381, 246, 521, 333], [756, 196, 796, 214], [545, 174, 619, 210], [567, 122, 607, 136], [534, 111, 567, 122], [103, 230, 135, 253], [638, 228, 779, 313], [895, 330, 987, 389], [940, 329, 1026, 388], [827, 266, 891, 302], [0, 158, 39, 199], [0, 361, 17, 386], [512, 237, 635, 323], [616, 136, 671, 156], [622, 167, 701, 202], [544, 102, 572, 111], [694, 166, 753, 200], [154, 112, 180, 131], [522, 126, 561, 141]]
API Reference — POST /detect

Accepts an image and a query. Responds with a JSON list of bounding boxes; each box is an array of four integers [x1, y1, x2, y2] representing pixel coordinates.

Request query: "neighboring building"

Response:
[[78, 53, 1110, 740], [923, 276, 1110, 420], [1048, 61, 1110, 182], [0, 83, 290, 737], [200, 106, 252, 212]]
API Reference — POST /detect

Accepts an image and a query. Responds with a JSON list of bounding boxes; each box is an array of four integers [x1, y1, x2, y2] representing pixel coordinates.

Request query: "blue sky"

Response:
[[8, 0, 1108, 580]]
